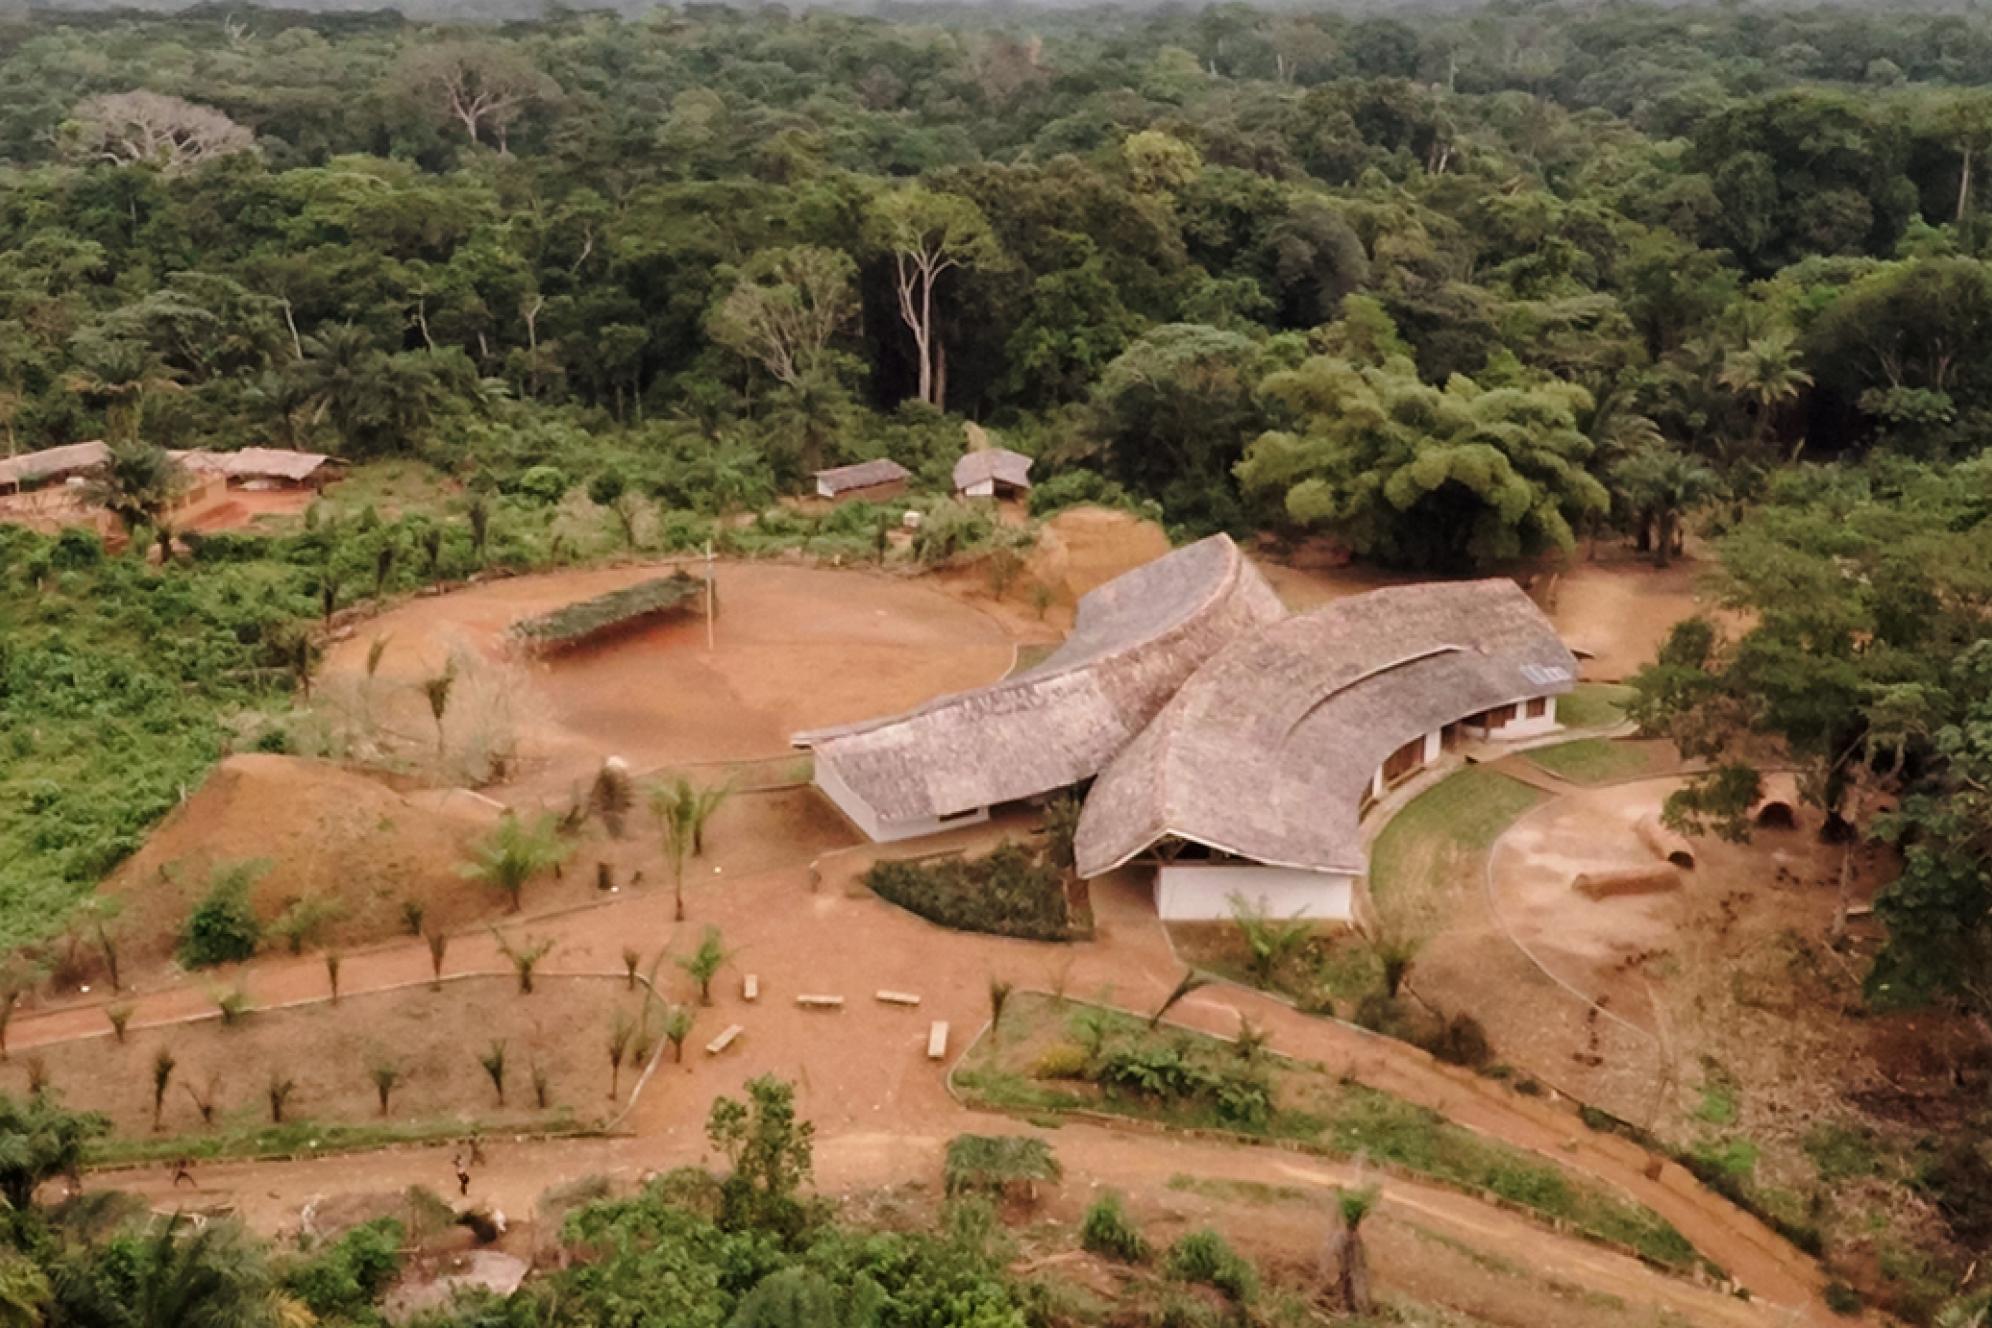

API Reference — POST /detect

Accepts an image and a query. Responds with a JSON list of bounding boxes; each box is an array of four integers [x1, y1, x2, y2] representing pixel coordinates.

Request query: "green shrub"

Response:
[[282, 1218, 405, 1319], [865, 841, 1071, 941], [942, 1134, 1061, 1198], [1165, 1229, 1256, 1301], [513, 465, 570, 504], [1080, 1192, 1148, 1263], [1095, 1043, 1274, 1130], [1824, 1281, 1863, 1316], [1031, 1043, 1090, 1080], [1426, 1012, 1493, 1069], [179, 864, 265, 968]]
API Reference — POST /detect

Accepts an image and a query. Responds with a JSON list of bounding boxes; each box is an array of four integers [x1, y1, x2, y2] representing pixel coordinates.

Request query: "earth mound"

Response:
[[106, 754, 500, 967]]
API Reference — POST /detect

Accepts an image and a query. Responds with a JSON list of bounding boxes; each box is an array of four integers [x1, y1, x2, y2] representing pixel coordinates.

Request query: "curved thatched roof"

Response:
[[798, 534, 1284, 825], [1075, 580, 1577, 878]]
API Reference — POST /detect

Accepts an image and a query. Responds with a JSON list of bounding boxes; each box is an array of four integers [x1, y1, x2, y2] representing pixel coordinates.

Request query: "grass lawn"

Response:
[[1368, 768, 1542, 907], [957, 994, 1704, 1274], [1525, 738, 1660, 785], [1557, 682, 1636, 730]]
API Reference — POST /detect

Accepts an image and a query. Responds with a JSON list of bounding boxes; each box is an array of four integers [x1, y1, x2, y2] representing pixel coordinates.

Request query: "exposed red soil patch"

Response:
[[103, 755, 498, 974], [18, 973, 639, 1139], [319, 561, 1015, 799]]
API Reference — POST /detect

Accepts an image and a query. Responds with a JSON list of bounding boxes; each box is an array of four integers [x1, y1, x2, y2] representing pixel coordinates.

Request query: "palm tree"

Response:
[[648, 777, 732, 921], [129, 1215, 284, 1328], [458, 812, 571, 913], [63, 337, 180, 443], [83, 442, 187, 562], [1319, 1185, 1379, 1314], [1609, 445, 1721, 568], [1717, 331, 1813, 459]]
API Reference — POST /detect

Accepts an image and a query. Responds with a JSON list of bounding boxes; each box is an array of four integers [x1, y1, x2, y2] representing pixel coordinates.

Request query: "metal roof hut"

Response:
[[796, 533, 1285, 842], [953, 448, 1033, 499], [0, 441, 111, 495], [1075, 580, 1577, 923], [814, 459, 911, 502]]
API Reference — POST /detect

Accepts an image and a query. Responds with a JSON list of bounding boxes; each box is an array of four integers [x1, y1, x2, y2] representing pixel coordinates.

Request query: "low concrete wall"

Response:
[[1156, 862, 1354, 922]]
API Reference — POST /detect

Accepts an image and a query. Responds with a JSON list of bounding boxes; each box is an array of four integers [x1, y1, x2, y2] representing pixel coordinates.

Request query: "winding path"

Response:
[[15, 810, 1847, 1325]]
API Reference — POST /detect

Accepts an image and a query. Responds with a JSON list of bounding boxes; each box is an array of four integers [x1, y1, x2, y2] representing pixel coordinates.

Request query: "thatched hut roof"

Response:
[[1075, 580, 1577, 878], [953, 448, 1033, 492], [0, 441, 109, 489], [798, 534, 1284, 825], [814, 459, 911, 494], [173, 447, 336, 482]]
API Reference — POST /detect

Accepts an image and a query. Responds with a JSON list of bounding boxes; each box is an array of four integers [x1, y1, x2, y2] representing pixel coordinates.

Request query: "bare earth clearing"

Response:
[[23, 525, 1859, 1326]]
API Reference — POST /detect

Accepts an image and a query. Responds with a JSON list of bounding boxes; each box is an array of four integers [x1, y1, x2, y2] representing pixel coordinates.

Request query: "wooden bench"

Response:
[[706, 1025, 744, 1055], [743, 974, 759, 1002], [926, 1022, 949, 1060], [875, 990, 920, 1007], [795, 994, 844, 1010]]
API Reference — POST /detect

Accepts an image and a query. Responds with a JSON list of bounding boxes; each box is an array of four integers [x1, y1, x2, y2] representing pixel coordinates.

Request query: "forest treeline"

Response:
[[4, 1, 1992, 545]]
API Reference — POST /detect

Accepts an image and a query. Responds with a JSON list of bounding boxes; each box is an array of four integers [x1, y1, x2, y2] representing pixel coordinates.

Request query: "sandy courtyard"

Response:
[[321, 561, 1016, 798]]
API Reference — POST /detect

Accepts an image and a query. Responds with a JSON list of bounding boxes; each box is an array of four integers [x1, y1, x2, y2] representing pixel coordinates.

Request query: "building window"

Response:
[[1524, 697, 1547, 719]]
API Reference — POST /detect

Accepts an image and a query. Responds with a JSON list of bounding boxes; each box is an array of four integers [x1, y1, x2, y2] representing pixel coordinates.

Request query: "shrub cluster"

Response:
[[865, 841, 1071, 941], [178, 869, 264, 969], [1095, 1043, 1274, 1131], [1080, 1192, 1149, 1263], [1165, 1228, 1257, 1301]]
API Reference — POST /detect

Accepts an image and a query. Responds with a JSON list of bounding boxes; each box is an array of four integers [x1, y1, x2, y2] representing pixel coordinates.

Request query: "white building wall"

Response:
[[1461, 692, 1562, 741], [1155, 863, 1355, 923], [960, 478, 995, 499], [813, 755, 987, 843], [816, 477, 836, 499]]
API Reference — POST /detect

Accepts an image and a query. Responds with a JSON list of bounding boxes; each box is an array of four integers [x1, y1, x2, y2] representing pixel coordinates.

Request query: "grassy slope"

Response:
[[1556, 683, 1636, 730], [956, 994, 1701, 1273], [1368, 768, 1543, 905], [1524, 738, 1657, 784]]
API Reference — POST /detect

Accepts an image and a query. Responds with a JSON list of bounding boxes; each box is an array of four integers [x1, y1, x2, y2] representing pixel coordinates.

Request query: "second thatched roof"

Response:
[[953, 448, 1033, 492], [797, 533, 1284, 826], [1074, 580, 1577, 878]]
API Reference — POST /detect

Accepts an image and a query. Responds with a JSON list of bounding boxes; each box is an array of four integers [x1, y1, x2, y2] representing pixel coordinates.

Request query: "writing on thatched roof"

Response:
[[814, 458, 911, 493], [797, 534, 1284, 825], [511, 572, 706, 650], [1074, 580, 1577, 878]]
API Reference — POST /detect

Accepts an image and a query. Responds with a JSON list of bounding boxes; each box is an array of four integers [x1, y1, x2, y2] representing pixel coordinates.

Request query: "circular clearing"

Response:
[[321, 561, 1016, 798]]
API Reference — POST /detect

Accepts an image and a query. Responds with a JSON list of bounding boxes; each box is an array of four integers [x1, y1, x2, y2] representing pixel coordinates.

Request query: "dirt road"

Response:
[[23, 830, 1842, 1325]]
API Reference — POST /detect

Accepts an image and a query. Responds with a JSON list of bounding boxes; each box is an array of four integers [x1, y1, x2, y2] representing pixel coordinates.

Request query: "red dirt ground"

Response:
[[28, 544, 1866, 1326], [319, 561, 1016, 799], [102, 755, 498, 974], [20, 974, 639, 1138]]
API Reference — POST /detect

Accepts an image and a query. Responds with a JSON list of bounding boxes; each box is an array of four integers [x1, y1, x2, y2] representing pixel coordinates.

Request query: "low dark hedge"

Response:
[[865, 841, 1071, 941]]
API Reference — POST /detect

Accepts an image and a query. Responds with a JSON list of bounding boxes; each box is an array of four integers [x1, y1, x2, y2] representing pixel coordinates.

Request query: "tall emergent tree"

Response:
[[866, 187, 1000, 409]]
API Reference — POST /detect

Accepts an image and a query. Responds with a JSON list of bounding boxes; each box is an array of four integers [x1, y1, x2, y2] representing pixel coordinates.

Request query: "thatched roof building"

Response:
[[0, 441, 110, 492], [1075, 580, 1577, 882], [798, 533, 1283, 841], [814, 458, 911, 500], [173, 447, 337, 485], [953, 448, 1033, 498]]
